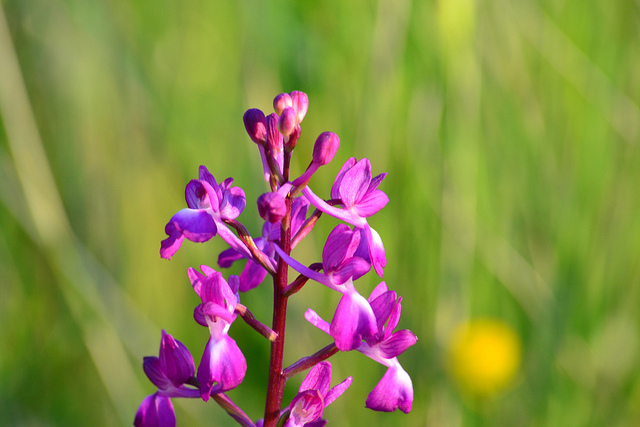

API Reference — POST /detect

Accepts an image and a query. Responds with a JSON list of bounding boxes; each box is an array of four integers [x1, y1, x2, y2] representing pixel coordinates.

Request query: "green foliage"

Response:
[[0, 0, 639, 425]]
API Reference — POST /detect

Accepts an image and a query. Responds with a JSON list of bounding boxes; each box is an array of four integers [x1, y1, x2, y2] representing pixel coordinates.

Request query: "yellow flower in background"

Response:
[[447, 319, 522, 398]]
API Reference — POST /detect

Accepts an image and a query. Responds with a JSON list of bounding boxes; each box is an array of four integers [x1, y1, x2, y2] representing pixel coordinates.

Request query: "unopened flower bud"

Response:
[[290, 91, 309, 124], [273, 93, 293, 115], [243, 109, 266, 144], [312, 132, 340, 165], [257, 192, 286, 223], [278, 107, 297, 137], [265, 113, 283, 152]]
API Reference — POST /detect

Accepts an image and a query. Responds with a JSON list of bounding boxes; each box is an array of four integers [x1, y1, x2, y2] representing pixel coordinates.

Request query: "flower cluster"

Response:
[[135, 91, 416, 426]]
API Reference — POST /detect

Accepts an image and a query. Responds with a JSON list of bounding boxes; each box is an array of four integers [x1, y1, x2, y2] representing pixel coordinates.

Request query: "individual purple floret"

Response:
[[301, 158, 388, 276], [305, 282, 416, 413], [188, 266, 247, 400], [161, 166, 247, 260], [284, 362, 352, 427], [255, 362, 351, 427], [134, 330, 199, 427]]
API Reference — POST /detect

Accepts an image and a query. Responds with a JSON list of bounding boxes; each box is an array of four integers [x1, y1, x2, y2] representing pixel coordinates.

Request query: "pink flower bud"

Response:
[[257, 192, 287, 223], [312, 132, 340, 165], [273, 93, 293, 115], [243, 109, 266, 144], [290, 91, 309, 124], [278, 107, 297, 137]]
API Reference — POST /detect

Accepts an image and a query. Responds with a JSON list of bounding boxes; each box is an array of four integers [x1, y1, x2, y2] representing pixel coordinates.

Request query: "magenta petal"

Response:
[[200, 301, 235, 323], [134, 393, 176, 427], [369, 290, 397, 332], [379, 330, 418, 359], [366, 225, 386, 277], [300, 361, 332, 396], [322, 224, 360, 272], [331, 157, 357, 200], [304, 309, 331, 335], [323, 375, 353, 407], [219, 186, 246, 220], [197, 335, 247, 400], [218, 247, 245, 268], [185, 180, 210, 209], [160, 208, 217, 259], [330, 291, 377, 351], [159, 330, 195, 387], [365, 365, 413, 413], [337, 158, 371, 208], [368, 282, 388, 303], [367, 172, 387, 193], [143, 356, 172, 390], [238, 259, 268, 292], [354, 189, 389, 218], [333, 256, 371, 284]]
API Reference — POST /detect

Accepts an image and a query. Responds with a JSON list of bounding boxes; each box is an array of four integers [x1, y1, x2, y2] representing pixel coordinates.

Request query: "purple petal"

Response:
[[197, 335, 247, 400], [219, 186, 246, 220], [367, 172, 387, 193], [238, 259, 268, 292], [134, 393, 176, 427], [369, 290, 397, 334], [159, 330, 195, 387], [214, 219, 255, 261], [337, 158, 371, 209], [200, 301, 235, 323], [288, 390, 324, 426], [299, 361, 332, 396], [290, 197, 310, 236], [330, 290, 378, 351], [368, 282, 388, 303], [378, 330, 418, 359], [305, 309, 331, 335], [198, 165, 219, 189], [354, 189, 388, 218], [193, 303, 208, 327], [160, 208, 217, 259], [143, 356, 172, 390], [217, 247, 245, 268], [330, 157, 357, 200], [323, 376, 353, 407], [322, 224, 360, 273], [385, 297, 402, 337], [185, 180, 210, 210], [365, 365, 413, 413], [366, 225, 386, 277], [333, 257, 371, 285]]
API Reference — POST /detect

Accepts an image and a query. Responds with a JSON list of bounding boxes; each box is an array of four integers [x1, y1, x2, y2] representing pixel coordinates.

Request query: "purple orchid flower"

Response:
[[301, 158, 388, 276], [134, 330, 199, 427], [218, 196, 310, 292], [274, 224, 377, 351], [160, 166, 247, 260], [188, 266, 247, 400], [284, 362, 352, 427], [305, 282, 416, 413]]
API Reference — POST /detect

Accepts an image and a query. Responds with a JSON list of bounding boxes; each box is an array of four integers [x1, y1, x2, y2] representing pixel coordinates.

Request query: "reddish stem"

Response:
[[263, 195, 292, 426]]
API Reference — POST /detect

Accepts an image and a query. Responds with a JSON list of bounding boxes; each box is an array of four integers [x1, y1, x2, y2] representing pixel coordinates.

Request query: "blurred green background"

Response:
[[1, 0, 639, 425]]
